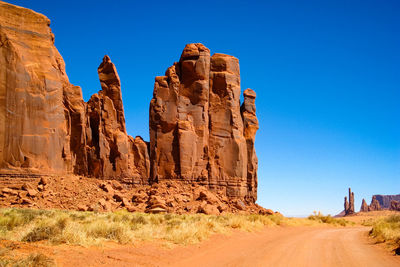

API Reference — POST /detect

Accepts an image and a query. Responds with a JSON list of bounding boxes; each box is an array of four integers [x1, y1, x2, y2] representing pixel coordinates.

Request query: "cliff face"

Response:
[[359, 194, 400, 212], [0, 2, 71, 172], [373, 194, 400, 209], [0, 1, 149, 183], [150, 44, 259, 201], [0, 3, 259, 202]]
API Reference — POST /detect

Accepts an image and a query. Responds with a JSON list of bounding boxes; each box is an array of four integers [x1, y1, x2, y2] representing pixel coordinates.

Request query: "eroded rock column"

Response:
[[241, 89, 259, 201]]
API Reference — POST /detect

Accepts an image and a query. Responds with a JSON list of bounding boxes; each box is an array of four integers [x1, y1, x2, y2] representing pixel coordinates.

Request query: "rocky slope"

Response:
[[0, 174, 271, 215], [0, 1, 262, 211]]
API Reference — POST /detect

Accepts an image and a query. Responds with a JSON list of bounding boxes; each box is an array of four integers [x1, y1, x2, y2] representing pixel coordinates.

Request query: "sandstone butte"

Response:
[[0, 1, 266, 213]]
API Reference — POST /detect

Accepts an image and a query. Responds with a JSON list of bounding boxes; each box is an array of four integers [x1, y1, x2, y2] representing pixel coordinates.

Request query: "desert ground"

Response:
[[1, 210, 399, 267]]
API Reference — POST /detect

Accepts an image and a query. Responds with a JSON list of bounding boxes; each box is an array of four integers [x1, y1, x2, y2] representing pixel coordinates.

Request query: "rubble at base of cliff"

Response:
[[0, 174, 273, 215]]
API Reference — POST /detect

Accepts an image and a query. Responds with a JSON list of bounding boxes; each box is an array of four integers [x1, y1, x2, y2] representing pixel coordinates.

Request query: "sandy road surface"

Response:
[[170, 227, 400, 267], [48, 227, 400, 267]]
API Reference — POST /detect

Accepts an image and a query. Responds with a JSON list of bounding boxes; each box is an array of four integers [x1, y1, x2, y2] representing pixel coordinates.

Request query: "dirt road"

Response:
[[170, 227, 400, 267], [47, 227, 400, 266]]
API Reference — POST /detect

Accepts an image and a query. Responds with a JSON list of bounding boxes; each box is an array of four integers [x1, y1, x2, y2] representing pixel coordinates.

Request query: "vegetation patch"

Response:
[[369, 215, 400, 254], [307, 211, 353, 226], [0, 252, 55, 267], [0, 208, 350, 247]]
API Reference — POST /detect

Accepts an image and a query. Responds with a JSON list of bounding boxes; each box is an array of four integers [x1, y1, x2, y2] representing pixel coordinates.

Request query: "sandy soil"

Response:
[[3, 226, 399, 267]]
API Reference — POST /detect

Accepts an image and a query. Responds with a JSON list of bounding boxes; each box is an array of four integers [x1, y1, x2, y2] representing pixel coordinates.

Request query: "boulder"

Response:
[[111, 180, 123, 191], [99, 183, 114, 194], [234, 199, 247, 211], [26, 188, 38, 197], [132, 191, 148, 204], [39, 177, 49, 185], [113, 193, 124, 202], [198, 203, 220, 215], [77, 204, 88, 211], [2, 188, 17, 195]]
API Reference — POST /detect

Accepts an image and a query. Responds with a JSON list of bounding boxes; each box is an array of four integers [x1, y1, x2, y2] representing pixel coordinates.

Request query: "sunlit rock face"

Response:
[[0, 1, 72, 172], [0, 2, 149, 183], [150, 43, 259, 201], [0, 2, 259, 202]]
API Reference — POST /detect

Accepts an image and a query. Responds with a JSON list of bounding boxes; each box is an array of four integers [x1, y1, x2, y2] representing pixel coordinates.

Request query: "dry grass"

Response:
[[0, 252, 55, 267], [0, 208, 351, 247], [369, 214, 400, 253], [308, 211, 354, 226]]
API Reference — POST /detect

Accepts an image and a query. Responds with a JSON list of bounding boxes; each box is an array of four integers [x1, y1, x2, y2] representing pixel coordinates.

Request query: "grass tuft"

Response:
[[369, 215, 400, 252], [0, 253, 55, 267]]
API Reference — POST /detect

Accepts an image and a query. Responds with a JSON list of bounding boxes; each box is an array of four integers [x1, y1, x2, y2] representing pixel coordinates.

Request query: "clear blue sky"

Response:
[[8, 0, 399, 216]]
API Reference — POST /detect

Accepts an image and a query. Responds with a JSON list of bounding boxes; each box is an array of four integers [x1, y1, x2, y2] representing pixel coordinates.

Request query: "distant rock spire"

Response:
[[344, 188, 355, 215], [360, 198, 368, 212], [369, 196, 382, 211]]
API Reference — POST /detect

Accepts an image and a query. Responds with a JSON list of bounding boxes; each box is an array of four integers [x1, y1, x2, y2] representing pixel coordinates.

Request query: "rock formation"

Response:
[[344, 188, 355, 215], [360, 198, 368, 212], [344, 197, 349, 213], [150, 44, 259, 201], [0, 1, 71, 172], [0, 1, 149, 183], [82, 56, 150, 182], [241, 89, 259, 200], [369, 196, 382, 211], [0, 2, 260, 207]]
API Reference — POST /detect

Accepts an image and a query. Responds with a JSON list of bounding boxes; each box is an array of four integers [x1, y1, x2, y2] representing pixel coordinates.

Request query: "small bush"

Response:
[[86, 221, 132, 244], [308, 211, 351, 226], [22, 224, 64, 243]]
